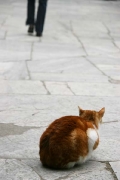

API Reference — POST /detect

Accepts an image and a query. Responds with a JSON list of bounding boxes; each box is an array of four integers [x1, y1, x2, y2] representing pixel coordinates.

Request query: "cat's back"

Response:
[[40, 115, 95, 145], [41, 116, 89, 138]]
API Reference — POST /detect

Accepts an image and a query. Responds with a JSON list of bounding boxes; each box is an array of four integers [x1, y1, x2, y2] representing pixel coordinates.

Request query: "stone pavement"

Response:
[[0, 0, 120, 179]]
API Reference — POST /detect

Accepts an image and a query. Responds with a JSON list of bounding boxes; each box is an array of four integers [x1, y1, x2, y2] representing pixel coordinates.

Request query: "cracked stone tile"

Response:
[[27, 57, 102, 74], [87, 56, 120, 65], [0, 129, 42, 159], [114, 41, 120, 49], [68, 82, 120, 96], [31, 73, 108, 82], [110, 76, 120, 82], [32, 43, 86, 60], [0, 159, 40, 180], [0, 62, 29, 80], [92, 137, 120, 162], [110, 161, 120, 180], [0, 95, 120, 124], [45, 81, 74, 95], [80, 38, 119, 56], [42, 30, 80, 45], [0, 40, 31, 61], [0, 80, 47, 95], [97, 64, 120, 77], [22, 159, 115, 180]]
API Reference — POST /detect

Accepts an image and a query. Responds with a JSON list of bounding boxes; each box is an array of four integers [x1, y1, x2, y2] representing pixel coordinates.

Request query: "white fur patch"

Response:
[[87, 128, 98, 143]]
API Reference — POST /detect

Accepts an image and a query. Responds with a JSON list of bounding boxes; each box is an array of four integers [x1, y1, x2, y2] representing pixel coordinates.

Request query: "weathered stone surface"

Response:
[[6, 30, 41, 42], [27, 57, 103, 74], [45, 81, 74, 95], [110, 161, 120, 180], [0, 95, 119, 127], [68, 82, 120, 96], [0, 62, 29, 80], [0, 40, 31, 61], [0, 159, 116, 180], [32, 43, 86, 60], [22, 160, 115, 180], [31, 73, 109, 82], [0, 129, 41, 159], [81, 38, 119, 56], [87, 56, 120, 65], [92, 137, 120, 162], [0, 31, 5, 39], [0, 80, 47, 94], [0, 159, 40, 180], [97, 64, 120, 77]]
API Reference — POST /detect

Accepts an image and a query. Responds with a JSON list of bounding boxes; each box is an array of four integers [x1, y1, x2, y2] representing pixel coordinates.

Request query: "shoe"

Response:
[[36, 32, 42, 37], [28, 25, 34, 33]]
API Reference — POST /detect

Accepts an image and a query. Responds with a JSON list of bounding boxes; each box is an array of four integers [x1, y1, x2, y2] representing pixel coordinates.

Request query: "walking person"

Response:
[[26, 0, 48, 37]]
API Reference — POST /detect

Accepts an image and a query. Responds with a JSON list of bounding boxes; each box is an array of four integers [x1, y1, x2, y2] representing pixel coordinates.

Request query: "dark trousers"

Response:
[[26, 0, 47, 34]]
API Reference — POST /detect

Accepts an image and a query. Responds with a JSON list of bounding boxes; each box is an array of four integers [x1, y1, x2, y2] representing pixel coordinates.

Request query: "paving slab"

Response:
[[97, 64, 120, 77], [0, 159, 116, 180], [32, 43, 86, 60], [0, 40, 31, 61], [31, 73, 109, 82], [0, 62, 29, 80], [80, 38, 119, 56], [0, 80, 47, 95], [45, 81, 74, 95], [87, 56, 120, 65], [0, 95, 119, 127], [0, 159, 40, 180], [68, 82, 120, 96], [110, 161, 120, 180], [6, 30, 41, 42], [23, 160, 116, 180], [27, 57, 102, 74]]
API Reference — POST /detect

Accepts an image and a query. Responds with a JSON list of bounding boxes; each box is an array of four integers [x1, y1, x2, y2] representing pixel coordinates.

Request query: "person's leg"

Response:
[[26, 0, 35, 33], [26, 0, 35, 25], [35, 0, 48, 36]]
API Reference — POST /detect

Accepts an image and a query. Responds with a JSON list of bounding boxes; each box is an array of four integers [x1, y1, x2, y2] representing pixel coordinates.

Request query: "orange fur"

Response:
[[39, 107, 105, 169]]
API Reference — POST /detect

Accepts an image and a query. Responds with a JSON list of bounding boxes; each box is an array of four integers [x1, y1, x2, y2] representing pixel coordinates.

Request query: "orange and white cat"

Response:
[[39, 107, 105, 169]]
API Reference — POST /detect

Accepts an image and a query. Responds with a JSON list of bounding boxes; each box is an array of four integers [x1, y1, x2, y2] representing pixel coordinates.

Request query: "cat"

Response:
[[39, 107, 105, 169]]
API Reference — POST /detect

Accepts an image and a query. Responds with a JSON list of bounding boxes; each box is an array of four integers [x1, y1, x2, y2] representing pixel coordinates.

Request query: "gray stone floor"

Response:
[[0, 0, 120, 179]]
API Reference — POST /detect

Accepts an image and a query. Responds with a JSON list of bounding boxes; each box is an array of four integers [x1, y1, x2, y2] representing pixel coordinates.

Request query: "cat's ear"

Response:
[[99, 107, 105, 117], [78, 106, 84, 116]]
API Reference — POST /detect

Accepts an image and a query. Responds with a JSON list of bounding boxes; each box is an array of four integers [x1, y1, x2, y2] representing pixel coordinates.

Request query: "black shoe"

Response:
[[28, 25, 34, 33], [36, 32, 42, 37]]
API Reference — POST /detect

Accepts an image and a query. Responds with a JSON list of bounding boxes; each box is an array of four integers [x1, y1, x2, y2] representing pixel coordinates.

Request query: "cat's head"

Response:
[[78, 107, 105, 129]]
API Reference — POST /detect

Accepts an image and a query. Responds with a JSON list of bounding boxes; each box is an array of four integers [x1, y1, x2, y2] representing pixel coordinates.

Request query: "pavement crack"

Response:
[[106, 162, 118, 180], [25, 60, 31, 80], [102, 22, 120, 52], [70, 21, 88, 56], [86, 56, 110, 78], [103, 120, 118, 124], [108, 78, 120, 84], [18, 159, 42, 180], [66, 83, 75, 95], [42, 81, 51, 95]]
